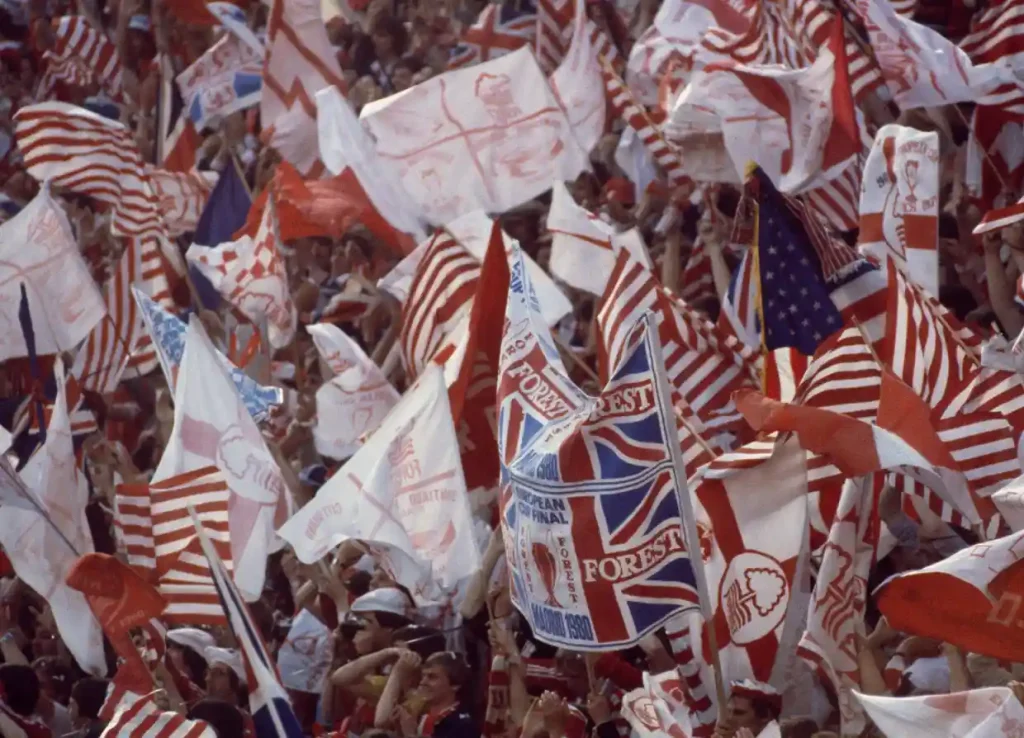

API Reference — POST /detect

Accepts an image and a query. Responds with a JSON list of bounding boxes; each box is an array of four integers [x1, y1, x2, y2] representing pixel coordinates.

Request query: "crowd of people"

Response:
[[0, 0, 1023, 737]]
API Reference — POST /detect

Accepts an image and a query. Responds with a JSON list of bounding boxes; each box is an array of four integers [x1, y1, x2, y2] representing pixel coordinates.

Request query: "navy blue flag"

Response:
[[191, 162, 252, 309], [750, 167, 876, 356]]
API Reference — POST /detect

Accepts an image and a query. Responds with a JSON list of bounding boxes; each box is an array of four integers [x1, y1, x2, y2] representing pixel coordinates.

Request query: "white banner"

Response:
[[307, 323, 399, 460], [278, 366, 480, 599], [360, 47, 589, 225]]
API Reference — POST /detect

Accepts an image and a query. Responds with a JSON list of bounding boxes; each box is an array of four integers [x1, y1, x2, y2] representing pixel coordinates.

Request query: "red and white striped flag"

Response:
[[597, 250, 758, 436], [959, 0, 1024, 115], [113, 466, 232, 625], [536, 0, 619, 74], [882, 259, 982, 411], [794, 325, 882, 420], [46, 16, 124, 102], [602, 62, 688, 187], [15, 103, 164, 242], [148, 168, 218, 237], [102, 689, 216, 738], [400, 232, 480, 380]]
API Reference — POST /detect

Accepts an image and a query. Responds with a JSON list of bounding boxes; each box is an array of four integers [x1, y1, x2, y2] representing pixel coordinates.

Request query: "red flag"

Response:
[[65, 553, 166, 647], [442, 221, 508, 493], [876, 530, 1024, 662], [237, 162, 416, 255]]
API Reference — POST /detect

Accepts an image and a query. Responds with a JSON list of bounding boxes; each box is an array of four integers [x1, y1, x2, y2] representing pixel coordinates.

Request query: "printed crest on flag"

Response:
[[133, 287, 282, 420], [177, 34, 262, 131], [859, 125, 940, 297], [187, 204, 297, 349], [500, 250, 700, 650], [308, 322, 399, 459], [360, 47, 589, 225]]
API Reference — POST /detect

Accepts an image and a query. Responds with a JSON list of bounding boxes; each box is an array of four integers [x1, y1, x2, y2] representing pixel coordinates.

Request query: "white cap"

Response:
[[204, 647, 245, 680], [350, 587, 409, 617], [167, 628, 217, 656]]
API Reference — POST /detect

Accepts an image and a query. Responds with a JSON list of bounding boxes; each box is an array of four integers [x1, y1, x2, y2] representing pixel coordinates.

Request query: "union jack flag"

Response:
[[500, 250, 700, 649], [449, 1, 537, 70]]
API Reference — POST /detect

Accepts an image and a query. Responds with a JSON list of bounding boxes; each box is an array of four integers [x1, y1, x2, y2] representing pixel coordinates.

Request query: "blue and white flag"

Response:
[[177, 33, 261, 131], [190, 509, 304, 738], [132, 287, 282, 421]]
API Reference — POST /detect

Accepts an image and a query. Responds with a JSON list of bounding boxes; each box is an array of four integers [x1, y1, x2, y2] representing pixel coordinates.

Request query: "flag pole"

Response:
[[644, 312, 728, 711], [0, 458, 80, 557], [187, 504, 292, 738], [744, 165, 769, 394]]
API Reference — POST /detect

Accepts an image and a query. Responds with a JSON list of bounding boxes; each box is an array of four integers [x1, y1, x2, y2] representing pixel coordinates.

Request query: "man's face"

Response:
[[205, 664, 235, 700], [419, 665, 454, 704], [725, 696, 764, 733]]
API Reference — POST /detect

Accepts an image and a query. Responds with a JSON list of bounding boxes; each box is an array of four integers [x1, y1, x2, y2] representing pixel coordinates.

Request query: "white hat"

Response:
[[350, 587, 409, 617], [167, 628, 217, 656], [204, 647, 245, 681]]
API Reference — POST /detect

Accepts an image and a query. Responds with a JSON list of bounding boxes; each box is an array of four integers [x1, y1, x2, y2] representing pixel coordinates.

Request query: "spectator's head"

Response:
[[189, 698, 246, 738], [32, 656, 73, 705], [555, 650, 589, 698], [0, 664, 41, 717], [392, 56, 421, 91], [370, 14, 408, 60], [418, 652, 469, 708], [725, 680, 782, 735], [350, 588, 411, 654], [32, 624, 59, 659], [69, 678, 110, 729], [780, 717, 820, 738], [204, 652, 243, 705]]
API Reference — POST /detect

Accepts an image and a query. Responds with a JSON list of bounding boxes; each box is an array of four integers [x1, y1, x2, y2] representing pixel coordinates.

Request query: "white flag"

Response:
[[858, 125, 940, 297], [278, 366, 480, 599], [360, 47, 589, 225], [855, 688, 1024, 737], [0, 360, 105, 675], [316, 86, 429, 243], [547, 181, 652, 295], [277, 609, 332, 693], [549, 0, 604, 155], [0, 187, 105, 362], [154, 317, 293, 600], [853, 0, 1011, 110], [671, 43, 855, 192], [307, 323, 399, 460]]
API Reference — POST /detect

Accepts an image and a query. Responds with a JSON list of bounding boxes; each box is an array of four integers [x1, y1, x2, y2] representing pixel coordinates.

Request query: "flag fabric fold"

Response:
[[307, 322, 399, 460]]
